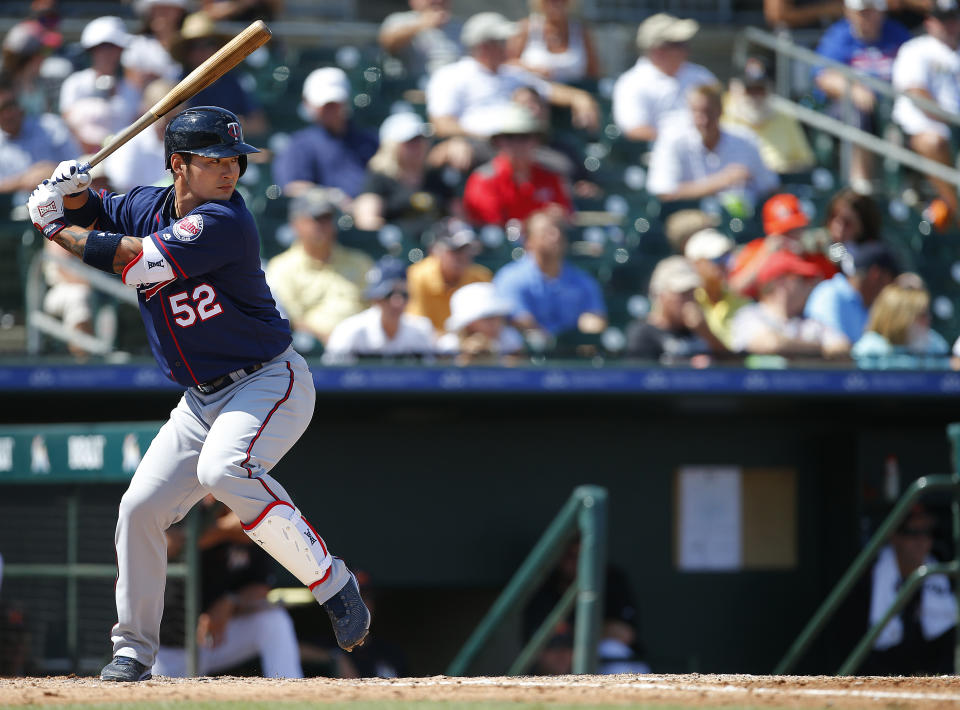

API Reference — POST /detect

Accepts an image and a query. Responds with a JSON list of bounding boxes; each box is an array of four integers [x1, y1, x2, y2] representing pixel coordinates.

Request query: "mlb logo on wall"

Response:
[[172, 214, 204, 242], [227, 122, 242, 140]]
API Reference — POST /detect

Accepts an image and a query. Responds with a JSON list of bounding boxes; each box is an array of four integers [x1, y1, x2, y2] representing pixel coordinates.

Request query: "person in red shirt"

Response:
[[463, 104, 572, 225], [729, 192, 836, 299]]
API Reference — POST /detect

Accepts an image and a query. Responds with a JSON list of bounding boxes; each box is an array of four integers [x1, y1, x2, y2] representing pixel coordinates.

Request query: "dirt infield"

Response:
[[3, 674, 960, 708]]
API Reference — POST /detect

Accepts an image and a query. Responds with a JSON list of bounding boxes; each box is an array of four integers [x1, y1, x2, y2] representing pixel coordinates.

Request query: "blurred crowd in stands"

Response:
[[3, 0, 960, 369]]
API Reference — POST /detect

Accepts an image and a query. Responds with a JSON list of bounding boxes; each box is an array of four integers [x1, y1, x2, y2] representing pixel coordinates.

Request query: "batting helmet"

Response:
[[164, 106, 259, 176]]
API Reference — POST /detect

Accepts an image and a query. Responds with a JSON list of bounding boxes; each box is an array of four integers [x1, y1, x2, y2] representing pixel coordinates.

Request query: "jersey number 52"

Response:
[[168, 285, 224, 327]]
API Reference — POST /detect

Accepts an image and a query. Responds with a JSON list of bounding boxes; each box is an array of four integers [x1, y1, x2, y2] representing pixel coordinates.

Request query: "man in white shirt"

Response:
[[59, 17, 140, 134], [891, 0, 960, 229], [647, 83, 779, 212], [426, 12, 598, 139], [612, 13, 717, 143], [323, 257, 435, 363]]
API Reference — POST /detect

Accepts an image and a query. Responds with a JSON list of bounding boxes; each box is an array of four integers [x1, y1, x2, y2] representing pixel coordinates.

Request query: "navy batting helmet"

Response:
[[164, 106, 259, 176]]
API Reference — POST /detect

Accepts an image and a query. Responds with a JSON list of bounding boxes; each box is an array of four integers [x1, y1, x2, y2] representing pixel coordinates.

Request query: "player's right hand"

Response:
[[28, 183, 67, 240], [46, 160, 92, 197]]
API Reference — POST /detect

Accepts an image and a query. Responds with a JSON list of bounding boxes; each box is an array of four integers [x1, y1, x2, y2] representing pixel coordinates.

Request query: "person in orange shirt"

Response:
[[406, 217, 493, 331], [729, 192, 836, 299]]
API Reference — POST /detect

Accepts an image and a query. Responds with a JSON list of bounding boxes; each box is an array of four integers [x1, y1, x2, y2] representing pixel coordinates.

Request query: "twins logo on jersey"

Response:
[[170, 214, 204, 242]]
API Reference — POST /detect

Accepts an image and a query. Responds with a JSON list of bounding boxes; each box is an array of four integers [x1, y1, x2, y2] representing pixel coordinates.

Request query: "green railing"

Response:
[[0, 423, 201, 676], [775, 423, 960, 675], [447, 485, 608, 676]]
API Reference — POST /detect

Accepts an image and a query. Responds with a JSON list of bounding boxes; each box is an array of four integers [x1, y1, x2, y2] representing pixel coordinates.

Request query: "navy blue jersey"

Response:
[[87, 186, 291, 387]]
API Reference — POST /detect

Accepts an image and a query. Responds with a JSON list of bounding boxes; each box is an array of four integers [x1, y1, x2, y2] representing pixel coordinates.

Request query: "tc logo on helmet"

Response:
[[227, 122, 242, 141]]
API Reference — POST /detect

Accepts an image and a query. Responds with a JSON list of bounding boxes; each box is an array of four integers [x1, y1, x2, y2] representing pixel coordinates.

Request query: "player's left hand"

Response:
[[46, 160, 92, 197], [27, 184, 67, 240]]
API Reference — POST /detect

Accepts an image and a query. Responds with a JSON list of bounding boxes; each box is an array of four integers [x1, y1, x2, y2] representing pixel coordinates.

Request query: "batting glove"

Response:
[[28, 184, 67, 240], [46, 160, 92, 197]]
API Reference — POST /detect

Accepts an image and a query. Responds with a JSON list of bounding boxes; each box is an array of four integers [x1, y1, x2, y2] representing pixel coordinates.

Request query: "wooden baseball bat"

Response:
[[81, 20, 272, 171]]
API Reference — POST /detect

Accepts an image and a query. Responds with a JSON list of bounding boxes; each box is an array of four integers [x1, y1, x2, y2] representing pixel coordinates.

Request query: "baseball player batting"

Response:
[[27, 106, 370, 682]]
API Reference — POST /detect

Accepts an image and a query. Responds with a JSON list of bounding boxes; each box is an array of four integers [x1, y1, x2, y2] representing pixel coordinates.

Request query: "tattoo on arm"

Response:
[[50, 227, 144, 273], [51, 226, 91, 260]]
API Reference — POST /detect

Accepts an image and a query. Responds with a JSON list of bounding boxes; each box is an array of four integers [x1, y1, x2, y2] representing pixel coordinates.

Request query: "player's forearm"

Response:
[[51, 225, 143, 273]]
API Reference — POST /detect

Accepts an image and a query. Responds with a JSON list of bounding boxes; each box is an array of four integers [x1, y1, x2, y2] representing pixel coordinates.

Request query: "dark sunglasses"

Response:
[[387, 289, 409, 300]]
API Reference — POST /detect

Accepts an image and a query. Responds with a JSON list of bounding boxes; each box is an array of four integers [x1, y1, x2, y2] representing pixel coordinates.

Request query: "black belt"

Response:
[[195, 363, 264, 395]]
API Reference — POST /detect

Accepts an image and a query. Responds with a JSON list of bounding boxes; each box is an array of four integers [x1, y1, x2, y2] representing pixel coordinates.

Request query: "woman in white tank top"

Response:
[[506, 0, 599, 83]]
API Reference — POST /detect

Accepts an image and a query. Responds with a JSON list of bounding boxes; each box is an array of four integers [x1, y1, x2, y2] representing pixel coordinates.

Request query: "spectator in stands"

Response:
[[463, 105, 573, 226], [265, 189, 372, 346], [721, 57, 816, 175], [173, 13, 267, 135], [730, 250, 850, 357], [626, 255, 729, 364], [729, 193, 837, 298], [646, 83, 780, 212], [134, 0, 188, 56], [0, 78, 78, 194], [512, 85, 601, 199], [437, 282, 526, 364], [59, 17, 139, 133], [154, 496, 303, 678], [407, 218, 493, 332], [859, 503, 957, 674], [273, 67, 379, 203], [426, 11, 599, 139], [664, 208, 720, 254], [612, 13, 717, 143], [121, 34, 178, 95], [765, 0, 844, 28], [200, 0, 282, 22], [805, 241, 899, 343], [824, 187, 883, 246], [352, 112, 459, 232], [323, 257, 435, 362], [379, 0, 463, 78], [63, 96, 113, 154], [104, 78, 176, 192], [494, 207, 607, 338], [852, 273, 951, 366], [891, 0, 960, 230], [814, 0, 911, 192], [684, 228, 747, 349], [505, 0, 600, 82], [1, 20, 62, 116]]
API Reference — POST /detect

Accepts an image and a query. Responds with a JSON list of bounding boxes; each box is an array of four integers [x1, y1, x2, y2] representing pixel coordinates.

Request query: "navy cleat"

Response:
[[100, 655, 152, 681], [322, 573, 371, 652]]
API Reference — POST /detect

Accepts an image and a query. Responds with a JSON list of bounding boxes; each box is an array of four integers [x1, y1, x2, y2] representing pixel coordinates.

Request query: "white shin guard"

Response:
[[242, 502, 332, 588]]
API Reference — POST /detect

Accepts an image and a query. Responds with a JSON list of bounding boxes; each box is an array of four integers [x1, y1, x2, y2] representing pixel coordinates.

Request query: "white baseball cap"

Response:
[[81, 16, 131, 50], [684, 228, 735, 261], [648, 256, 703, 296], [636, 13, 699, 50], [461, 12, 517, 48], [379, 112, 427, 144], [302, 67, 351, 108], [135, 0, 190, 15], [492, 104, 544, 136], [844, 0, 887, 10], [445, 282, 512, 333]]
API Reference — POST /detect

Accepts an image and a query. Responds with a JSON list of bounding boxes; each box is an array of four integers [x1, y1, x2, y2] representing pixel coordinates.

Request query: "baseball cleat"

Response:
[[322, 572, 371, 652], [100, 655, 152, 682]]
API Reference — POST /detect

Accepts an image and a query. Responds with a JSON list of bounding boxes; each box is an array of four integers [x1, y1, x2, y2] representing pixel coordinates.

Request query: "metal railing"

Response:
[[447, 485, 608, 676], [736, 27, 960, 192], [4, 502, 201, 676], [775, 423, 960, 675], [25, 250, 137, 357]]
